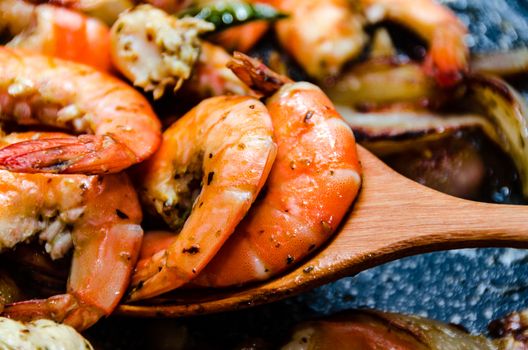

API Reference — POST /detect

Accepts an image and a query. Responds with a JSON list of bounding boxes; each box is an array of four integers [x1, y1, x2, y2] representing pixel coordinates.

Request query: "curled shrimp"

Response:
[[261, 0, 367, 79], [191, 53, 362, 287], [110, 5, 259, 100], [128, 95, 276, 301], [0, 132, 144, 330], [361, 0, 468, 87], [139, 53, 362, 288], [263, 0, 468, 86], [0, 47, 161, 175], [0, 0, 113, 71], [110, 4, 214, 99]]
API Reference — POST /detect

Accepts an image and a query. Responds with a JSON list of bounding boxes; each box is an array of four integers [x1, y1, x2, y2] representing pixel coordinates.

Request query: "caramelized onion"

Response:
[[471, 48, 528, 77], [337, 106, 498, 156], [464, 75, 528, 197], [338, 74, 528, 198], [321, 58, 439, 110]]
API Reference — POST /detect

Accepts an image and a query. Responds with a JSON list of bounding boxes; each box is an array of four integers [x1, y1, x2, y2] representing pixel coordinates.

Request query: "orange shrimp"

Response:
[[139, 53, 362, 288], [360, 0, 469, 87], [261, 0, 468, 86], [261, 0, 367, 79], [190, 53, 361, 287], [36, 0, 134, 25], [0, 0, 113, 71], [127, 95, 276, 301], [0, 132, 144, 330], [0, 47, 161, 175]]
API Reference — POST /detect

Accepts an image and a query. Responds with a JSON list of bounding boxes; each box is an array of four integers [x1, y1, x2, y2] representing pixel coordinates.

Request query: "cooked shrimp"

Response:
[[0, 47, 161, 175], [262, 0, 467, 86], [0, 0, 113, 71], [110, 5, 214, 99], [127, 96, 276, 301], [191, 54, 361, 287], [361, 0, 468, 87], [140, 54, 361, 288], [260, 0, 367, 79], [39, 0, 135, 25], [0, 132, 144, 330]]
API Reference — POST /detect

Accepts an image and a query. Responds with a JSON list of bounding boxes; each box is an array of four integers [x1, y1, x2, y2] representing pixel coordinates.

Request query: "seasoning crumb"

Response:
[[207, 172, 214, 185], [116, 209, 129, 219], [182, 245, 200, 254]]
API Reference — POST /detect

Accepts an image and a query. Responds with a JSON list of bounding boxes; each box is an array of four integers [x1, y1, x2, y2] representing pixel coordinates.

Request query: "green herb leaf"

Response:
[[180, 0, 287, 31]]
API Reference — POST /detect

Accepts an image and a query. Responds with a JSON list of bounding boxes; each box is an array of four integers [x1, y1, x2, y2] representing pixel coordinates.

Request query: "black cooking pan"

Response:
[[85, 1, 528, 348]]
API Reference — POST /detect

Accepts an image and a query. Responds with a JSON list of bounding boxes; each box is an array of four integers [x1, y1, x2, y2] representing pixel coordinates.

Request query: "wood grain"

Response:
[[117, 145, 528, 317]]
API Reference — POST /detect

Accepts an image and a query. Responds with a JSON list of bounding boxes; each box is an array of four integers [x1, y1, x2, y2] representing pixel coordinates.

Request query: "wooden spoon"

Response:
[[117, 145, 528, 317]]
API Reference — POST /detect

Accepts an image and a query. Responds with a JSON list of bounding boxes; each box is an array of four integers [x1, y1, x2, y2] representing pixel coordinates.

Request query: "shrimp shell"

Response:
[[0, 47, 161, 174], [195, 82, 362, 287], [128, 95, 276, 300], [0, 132, 143, 330]]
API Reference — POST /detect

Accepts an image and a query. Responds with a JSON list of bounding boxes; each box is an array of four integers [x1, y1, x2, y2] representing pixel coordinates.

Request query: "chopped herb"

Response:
[[180, 0, 287, 32], [116, 209, 129, 219]]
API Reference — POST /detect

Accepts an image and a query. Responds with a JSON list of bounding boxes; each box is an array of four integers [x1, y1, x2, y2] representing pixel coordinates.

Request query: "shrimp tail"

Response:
[[0, 135, 138, 174], [227, 52, 292, 96], [128, 254, 190, 301], [127, 232, 180, 301], [424, 26, 469, 87], [3, 294, 104, 331]]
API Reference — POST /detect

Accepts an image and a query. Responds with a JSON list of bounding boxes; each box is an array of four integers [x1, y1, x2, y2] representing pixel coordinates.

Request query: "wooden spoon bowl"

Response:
[[117, 145, 528, 317]]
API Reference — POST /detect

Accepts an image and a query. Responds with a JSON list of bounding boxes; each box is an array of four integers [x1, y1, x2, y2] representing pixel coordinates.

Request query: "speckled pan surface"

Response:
[[86, 1, 528, 348]]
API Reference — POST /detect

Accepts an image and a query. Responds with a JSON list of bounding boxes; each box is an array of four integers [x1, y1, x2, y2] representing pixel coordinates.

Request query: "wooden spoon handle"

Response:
[[118, 146, 528, 317], [307, 146, 528, 278], [349, 146, 528, 246]]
